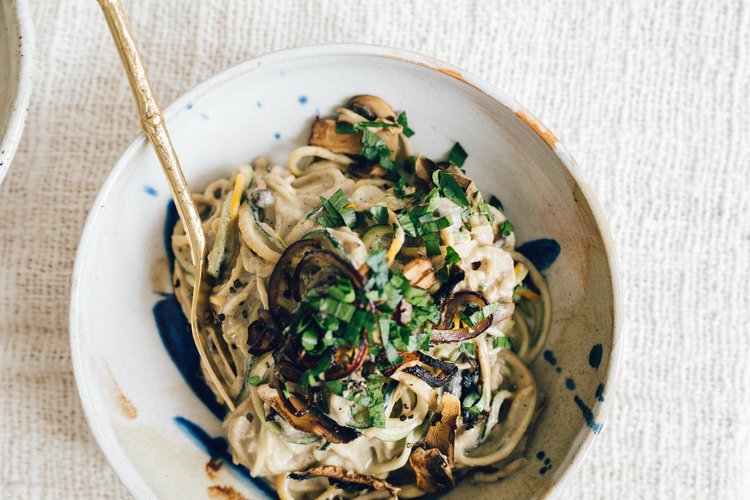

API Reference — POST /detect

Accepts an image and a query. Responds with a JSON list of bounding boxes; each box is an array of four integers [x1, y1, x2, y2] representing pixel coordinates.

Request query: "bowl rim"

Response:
[[70, 42, 622, 499], [0, 0, 35, 185]]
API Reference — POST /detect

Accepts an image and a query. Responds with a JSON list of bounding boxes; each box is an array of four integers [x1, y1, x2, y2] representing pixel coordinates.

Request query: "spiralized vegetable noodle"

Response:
[[170, 96, 551, 499]]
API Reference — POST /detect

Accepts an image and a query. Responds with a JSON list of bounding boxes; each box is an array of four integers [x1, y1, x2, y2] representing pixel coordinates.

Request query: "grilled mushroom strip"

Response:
[[347, 95, 396, 121], [309, 118, 362, 154], [289, 466, 400, 499], [425, 393, 461, 466], [256, 386, 360, 444], [409, 447, 456, 494], [402, 256, 437, 289], [431, 291, 515, 343]]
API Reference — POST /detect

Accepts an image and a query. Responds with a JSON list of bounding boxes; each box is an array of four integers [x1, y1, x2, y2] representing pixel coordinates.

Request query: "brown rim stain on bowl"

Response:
[[107, 368, 137, 420], [514, 109, 562, 153], [207, 485, 247, 500]]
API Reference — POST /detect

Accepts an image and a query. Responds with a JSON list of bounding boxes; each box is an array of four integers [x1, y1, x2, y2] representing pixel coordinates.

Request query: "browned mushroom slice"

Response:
[[256, 386, 360, 444], [309, 118, 362, 154], [309, 118, 399, 161], [347, 95, 396, 121], [409, 447, 456, 494], [425, 393, 461, 466], [289, 465, 400, 499], [414, 154, 436, 184], [402, 256, 437, 289]]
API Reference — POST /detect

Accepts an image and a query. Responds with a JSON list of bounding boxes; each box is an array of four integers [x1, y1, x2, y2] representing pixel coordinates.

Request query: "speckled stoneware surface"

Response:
[[0, 0, 34, 184], [71, 44, 621, 500]]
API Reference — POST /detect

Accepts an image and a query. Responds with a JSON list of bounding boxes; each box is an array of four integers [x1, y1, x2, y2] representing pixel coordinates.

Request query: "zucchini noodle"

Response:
[[169, 96, 553, 498]]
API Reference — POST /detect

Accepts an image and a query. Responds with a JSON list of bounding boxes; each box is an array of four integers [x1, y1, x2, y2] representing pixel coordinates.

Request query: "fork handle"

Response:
[[97, 0, 205, 265]]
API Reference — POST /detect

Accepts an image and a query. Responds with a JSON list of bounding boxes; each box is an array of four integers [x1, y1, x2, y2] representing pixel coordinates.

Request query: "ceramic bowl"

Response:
[[71, 44, 621, 499], [0, 0, 34, 184]]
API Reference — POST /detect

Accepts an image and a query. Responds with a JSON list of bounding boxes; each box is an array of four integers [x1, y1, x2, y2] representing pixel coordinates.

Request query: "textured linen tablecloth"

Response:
[[1, 0, 749, 498]]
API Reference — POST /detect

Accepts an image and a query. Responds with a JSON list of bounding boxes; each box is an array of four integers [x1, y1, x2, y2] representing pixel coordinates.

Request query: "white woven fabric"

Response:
[[1, 0, 749, 498]]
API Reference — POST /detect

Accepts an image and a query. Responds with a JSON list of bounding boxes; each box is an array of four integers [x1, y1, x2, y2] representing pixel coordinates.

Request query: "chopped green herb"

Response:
[[477, 196, 494, 224], [325, 380, 345, 396], [246, 375, 261, 387], [365, 249, 389, 291], [432, 170, 469, 207], [368, 205, 389, 225], [462, 391, 481, 408], [335, 121, 356, 134], [336, 121, 397, 135], [461, 302, 501, 326], [393, 178, 408, 198], [448, 142, 468, 167], [437, 246, 462, 281], [499, 219, 514, 237], [379, 317, 401, 365], [304, 205, 324, 220], [361, 129, 391, 161], [397, 111, 415, 137], [459, 342, 476, 358], [489, 195, 504, 211], [463, 391, 488, 414], [301, 330, 319, 351], [317, 189, 357, 229], [351, 375, 387, 428], [493, 336, 513, 350]]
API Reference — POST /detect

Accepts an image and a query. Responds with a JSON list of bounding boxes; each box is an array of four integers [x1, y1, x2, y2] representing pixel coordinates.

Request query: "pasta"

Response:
[[170, 96, 551, 498]]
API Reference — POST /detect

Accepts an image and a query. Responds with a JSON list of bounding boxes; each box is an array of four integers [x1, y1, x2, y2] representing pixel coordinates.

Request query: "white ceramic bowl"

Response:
[[0, 0, 34, 184], [71, 44, 621, 500]]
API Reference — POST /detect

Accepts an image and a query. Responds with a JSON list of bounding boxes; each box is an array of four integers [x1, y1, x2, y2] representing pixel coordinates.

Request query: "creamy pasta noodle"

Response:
[[170, 96, 551, 499]]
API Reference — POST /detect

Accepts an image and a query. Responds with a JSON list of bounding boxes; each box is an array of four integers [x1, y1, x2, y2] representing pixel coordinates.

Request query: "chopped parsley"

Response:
[[448, 142, 468, 167], [459, 342, 476, 358], [477, 196, 494, 224], [397, 111, 415, 137], [317, 189, 357, 229], [488, 195, 504, 211], [335, 121, 398, 135], [460, 302, 501, 327], [499, 219, 514, 237], [393, 178, 409, 198], [432, 170, 469, 208], [246, 375, 261, 387], [436, 246, 461, 282], [350, 374, 387, 428], [325, 380, 345, 396], [367, 205, 389, 225], [493, 336, 513, 350], [462, 390, 488, 414], [397, 190, 451, 256]]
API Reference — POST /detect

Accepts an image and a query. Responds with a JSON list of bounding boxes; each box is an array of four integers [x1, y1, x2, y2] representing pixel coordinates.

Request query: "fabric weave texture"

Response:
[[1, 0, 748, 498]]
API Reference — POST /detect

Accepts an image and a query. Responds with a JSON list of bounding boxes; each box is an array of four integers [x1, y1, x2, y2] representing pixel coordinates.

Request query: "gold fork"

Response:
[[98, 0, 236, 410]]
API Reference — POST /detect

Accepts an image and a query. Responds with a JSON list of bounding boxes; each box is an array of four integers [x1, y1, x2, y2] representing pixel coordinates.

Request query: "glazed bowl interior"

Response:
[[71, 44, 620, 500], [0, 0, 33, 184]]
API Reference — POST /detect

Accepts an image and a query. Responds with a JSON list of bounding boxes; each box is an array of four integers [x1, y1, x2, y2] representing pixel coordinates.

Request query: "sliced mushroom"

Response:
[[347, 95, 396, 121], [348, 161, 387, 179], [409, 447, 456, 494], [256, 386, 360, 444], [402, 256, 437, 289], [289, 465, 400, 499], [414, 154, 436, 184], [308, 118, 398, 162], [309, 118, 362, 154], [433, 266, 465, 307], [382, 351, 458, 388], [425, 393, 461, 466]]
